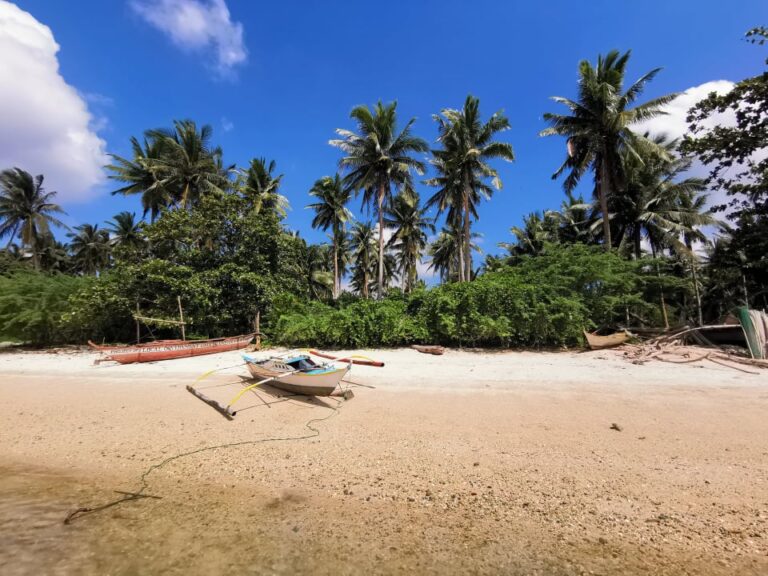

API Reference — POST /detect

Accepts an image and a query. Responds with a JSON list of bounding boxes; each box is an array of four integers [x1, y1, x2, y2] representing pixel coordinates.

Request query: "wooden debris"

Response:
[[617, 328, 768, 374], [411, 344, 445, 356]]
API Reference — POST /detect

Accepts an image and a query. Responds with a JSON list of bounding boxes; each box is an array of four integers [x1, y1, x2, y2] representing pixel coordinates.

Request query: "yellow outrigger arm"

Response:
[[186, 371, 292, 420]]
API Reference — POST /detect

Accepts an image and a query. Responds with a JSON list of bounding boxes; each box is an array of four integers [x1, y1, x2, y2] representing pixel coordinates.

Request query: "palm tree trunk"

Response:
[[691, 260, 703, 326], [377, 183, 385, 299], [599, 156, 613, 250], [332, 236, 339, 300], [26, 221, 40, 271], [463, 179, 472, 282], [650, 246, 669, 330], [634, 229, 642, 260], [456, 233, 464, 283]]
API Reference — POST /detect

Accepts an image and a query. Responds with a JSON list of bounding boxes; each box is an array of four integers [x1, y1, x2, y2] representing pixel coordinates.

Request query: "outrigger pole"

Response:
[[186, 372, 293, 420]]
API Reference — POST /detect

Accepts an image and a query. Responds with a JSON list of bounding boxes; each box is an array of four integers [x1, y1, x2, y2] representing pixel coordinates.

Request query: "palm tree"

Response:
[[550, 192, 594, 245], [481, 254, 508, 274], [0, 168, 67, 269], [330, 101, 428, 299], [541, 50, 677, 249], [36, 232, 70, 272], [427, 95, 514, 281], [371, 252, 398, 296], [147, 119, 232, 209], [384, 191, 434, 292], [428, 225, 481, 283], [106, 211, 144, 250], [106, 137, 171, 221], [240, 158, 289, 218], [349, 221, 377, 299], [68, 224, 110, 275], [306, 243, 334, 300], [308, 174, 352, 298], [612, 137, 715, 260], [500, 212, 559, 258]]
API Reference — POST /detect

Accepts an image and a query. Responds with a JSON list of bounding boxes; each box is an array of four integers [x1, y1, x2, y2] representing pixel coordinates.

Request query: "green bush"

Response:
[[0, 272, 87, 346], [271, 244, 653, 349]]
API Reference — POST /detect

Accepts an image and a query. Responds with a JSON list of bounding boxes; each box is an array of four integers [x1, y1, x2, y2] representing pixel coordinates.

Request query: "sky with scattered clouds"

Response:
[[1, 0, 766, 267]]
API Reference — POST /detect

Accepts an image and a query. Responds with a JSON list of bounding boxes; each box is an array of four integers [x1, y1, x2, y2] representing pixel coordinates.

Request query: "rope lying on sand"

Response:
[[617, 331, 768, 375], [64, 397, 343, 525]]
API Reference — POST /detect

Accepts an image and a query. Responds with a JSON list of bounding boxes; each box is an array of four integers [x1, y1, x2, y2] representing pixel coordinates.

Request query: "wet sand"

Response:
[[1, 347, 767, 575]]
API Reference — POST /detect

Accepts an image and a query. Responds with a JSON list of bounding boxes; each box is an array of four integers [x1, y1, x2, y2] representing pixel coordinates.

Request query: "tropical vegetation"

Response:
[[1, 29, 765, 347]]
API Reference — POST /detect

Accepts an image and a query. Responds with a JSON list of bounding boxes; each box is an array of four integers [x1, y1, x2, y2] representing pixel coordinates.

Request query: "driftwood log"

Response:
[[411, 344, 445, 356]]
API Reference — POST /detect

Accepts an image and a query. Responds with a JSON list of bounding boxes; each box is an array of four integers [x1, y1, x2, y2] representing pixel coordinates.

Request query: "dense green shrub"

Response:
[[0, 272, 87, 345], [272, 293, 428, 348], [272, 244, 655, 348]]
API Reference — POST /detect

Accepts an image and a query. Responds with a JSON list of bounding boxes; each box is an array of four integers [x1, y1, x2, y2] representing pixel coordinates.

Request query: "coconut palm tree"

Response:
[[146, 119, 232, 209], [480, 254, 508, 274], [349, 221, 377, 299], [427, 95, 514, 281], [306, 243, 334, 300], [500, 212, 559, 258], [308, 174, 352, 298], [36, 232, 70, 273], [370, 252, 398, 296], [612, 137, 715, 260], [549, 192, 595, 245], [384, 191, 434, 292], [428, 225, 481, 283], [240, 158, 289, 218], [68, 224, 110, 275], [330, 101, 428, 299], [541, 50, 677, 249], [0, 168, 67, 269], [106, 211, 144, 250], [106, 136, 171, 222]]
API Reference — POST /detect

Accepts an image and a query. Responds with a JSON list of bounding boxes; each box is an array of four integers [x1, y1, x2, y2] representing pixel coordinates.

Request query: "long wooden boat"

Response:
[[89, 333, 254, 364], [584, 330, 630, 350], [243, 352, 349, 396]]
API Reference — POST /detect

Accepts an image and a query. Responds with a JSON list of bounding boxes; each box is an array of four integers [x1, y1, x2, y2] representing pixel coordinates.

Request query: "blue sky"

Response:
[[3, 0, 766, 263]]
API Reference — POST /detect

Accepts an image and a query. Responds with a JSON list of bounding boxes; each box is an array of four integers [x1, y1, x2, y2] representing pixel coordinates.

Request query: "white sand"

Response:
[[1, 346, 767, 575]]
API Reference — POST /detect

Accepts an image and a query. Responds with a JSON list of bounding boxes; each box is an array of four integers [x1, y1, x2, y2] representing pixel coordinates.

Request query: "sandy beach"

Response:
[[1, 346, 767, 575]]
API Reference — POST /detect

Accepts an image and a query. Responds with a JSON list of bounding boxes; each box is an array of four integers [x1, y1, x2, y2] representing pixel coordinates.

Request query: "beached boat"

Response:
[[89, 333, 254, 364], [242, 352, 349, 396], [584, 330, 630, 350]]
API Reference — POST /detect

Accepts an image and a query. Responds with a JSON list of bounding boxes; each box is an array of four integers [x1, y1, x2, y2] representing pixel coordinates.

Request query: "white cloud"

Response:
[[131, 0, 247, 76], [633, 80, 768, 214], [221, 116, 234, 132], [633, 80, 736, 143], [0, 1, 108, 202]]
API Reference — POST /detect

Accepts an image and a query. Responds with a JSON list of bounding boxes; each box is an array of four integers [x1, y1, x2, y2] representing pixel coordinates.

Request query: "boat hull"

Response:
[[245, 362, 347, 396], [90, 334, 254, 364], [584, 330, 630, 350]]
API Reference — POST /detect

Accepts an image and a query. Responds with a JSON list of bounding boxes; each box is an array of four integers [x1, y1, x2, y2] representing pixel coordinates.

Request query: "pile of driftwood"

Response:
[[619, 327, 768, 375]]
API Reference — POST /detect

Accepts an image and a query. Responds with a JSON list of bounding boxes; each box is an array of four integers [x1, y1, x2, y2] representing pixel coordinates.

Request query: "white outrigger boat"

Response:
[[242, 351, 349, 396], [186, 350, 382, 419]]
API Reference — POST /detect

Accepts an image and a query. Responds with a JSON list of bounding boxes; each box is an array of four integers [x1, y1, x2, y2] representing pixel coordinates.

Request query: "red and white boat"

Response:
[[89, 334, 254, 364]]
